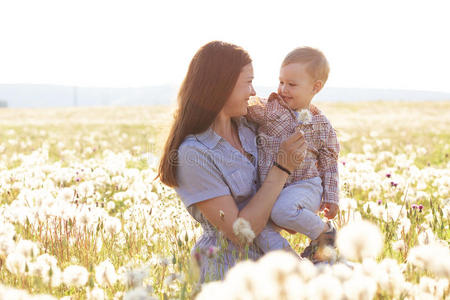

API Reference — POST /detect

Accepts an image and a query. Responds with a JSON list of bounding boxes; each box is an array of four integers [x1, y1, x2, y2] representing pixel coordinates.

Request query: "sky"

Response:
[[1, 0, 450, 93]]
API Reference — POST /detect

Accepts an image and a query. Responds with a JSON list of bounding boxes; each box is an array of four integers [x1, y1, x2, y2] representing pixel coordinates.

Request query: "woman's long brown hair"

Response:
[[157, 41, 252, 187]]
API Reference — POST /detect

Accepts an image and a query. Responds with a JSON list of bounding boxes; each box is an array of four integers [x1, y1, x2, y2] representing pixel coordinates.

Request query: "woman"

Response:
[[157, 41, 307, 282]]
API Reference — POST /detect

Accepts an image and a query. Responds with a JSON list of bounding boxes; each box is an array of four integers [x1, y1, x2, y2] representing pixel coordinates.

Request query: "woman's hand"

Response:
[[276, 130, 307, 172]]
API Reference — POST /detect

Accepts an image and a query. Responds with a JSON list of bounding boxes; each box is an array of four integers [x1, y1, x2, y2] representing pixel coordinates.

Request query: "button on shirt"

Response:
[[175, 117, 270, 282]]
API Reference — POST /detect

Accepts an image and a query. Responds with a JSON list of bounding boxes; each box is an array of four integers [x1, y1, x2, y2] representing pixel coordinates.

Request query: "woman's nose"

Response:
[[250, 85, 256, 96]]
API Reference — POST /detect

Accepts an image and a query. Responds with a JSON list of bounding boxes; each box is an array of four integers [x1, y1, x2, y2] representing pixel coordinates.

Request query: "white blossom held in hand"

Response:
[[298, 109, 312, 123], [232, 218, 255, 244]]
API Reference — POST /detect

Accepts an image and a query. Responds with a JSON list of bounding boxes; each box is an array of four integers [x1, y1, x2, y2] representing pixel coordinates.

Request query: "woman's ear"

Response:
[[312, 80, 324, 95]]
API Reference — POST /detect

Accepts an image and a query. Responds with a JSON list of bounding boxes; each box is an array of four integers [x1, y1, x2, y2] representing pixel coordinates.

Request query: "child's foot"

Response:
[[300, 222, 336, 263]]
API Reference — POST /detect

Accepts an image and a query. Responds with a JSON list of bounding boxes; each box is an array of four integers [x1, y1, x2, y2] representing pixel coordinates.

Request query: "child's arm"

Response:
[[317, 122, 340, 219], [246, 96, 268, 125]]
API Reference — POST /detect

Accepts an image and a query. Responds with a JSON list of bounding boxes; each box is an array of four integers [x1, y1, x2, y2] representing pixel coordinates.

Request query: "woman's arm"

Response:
[[196, 130, 307, 246], [196, 165, 288, 246]]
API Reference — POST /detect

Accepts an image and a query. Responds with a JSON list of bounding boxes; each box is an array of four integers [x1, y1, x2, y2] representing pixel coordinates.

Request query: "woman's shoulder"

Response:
[[179, 127, 217, 150], [178, 128, 220, 164], [179, 134, 200, 150], [178, 135, 209, 159]]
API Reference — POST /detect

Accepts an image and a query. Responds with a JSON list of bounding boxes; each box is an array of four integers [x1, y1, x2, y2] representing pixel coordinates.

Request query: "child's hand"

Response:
[[248, 96, 265, 107], [320, 203, 339, 219]]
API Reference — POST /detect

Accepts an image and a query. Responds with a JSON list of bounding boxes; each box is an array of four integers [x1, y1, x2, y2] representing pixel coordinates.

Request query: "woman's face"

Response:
[[221, 63, 256, 118]]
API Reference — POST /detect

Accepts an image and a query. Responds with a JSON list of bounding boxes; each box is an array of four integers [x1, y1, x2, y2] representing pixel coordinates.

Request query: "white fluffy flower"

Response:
[[5, 252, 26, 275], [337, 220, 383, 261], [16, 239, 39, 259], [251, 251, 306, 299], [297, 258, 318, 282], [397, 217, 411, 236], [392, 240, 407, 252], [123, 287, 156, 300], [106, 201, 116, 211], [125, 268, 149, 288], [339, 197, 357, 212], [343, 274, 377, 300], [104, 217, 122, 236], [76, 207, 93, 227], [0, 222, 16, 239], [58, 187, 75, 202], [258, 250, 301, 276], [419, 277, 449, 299], [0, 285, 55, 300], [417, 228, 436, 245], [36, 253, 58, 271], [223, 260, 259, 299], [232, 218, 255, 244], [195, 281, 229, 300], [0, 236, 16, 256], [331, 263, 353, 282], [408, 243, 450, 278], [377, 259, 406, 297], [49, 267, 62, 287], [87, 286, 106, 300], [62, 265, 89, 287], [95, 259, 118, 287], [77, 181, 95, 198], [30, 259, 50, 278], [306, 274, 343, 300], [298, 109, 312, 123]]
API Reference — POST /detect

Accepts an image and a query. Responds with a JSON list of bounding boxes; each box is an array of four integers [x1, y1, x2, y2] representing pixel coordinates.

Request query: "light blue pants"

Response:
[[255, 177, 326, 253]]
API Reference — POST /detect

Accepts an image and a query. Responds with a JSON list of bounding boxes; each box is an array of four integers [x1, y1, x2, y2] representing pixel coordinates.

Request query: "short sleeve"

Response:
[[175, 143, 231, 208]]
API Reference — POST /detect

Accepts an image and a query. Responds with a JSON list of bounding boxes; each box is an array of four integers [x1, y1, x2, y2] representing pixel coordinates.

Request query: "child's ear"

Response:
[[312, 80, 324, 94]]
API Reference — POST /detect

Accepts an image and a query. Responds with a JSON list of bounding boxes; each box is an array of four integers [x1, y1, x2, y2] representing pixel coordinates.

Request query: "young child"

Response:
[[247, 47, 339, 262]]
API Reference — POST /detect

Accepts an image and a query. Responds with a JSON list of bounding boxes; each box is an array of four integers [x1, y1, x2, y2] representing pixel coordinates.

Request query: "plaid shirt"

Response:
[[246, 92, 340, 205]]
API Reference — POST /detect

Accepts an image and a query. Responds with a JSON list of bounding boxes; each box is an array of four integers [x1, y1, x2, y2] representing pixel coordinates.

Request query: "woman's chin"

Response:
[[241, 105, 249, 115], [230, 108, 247, 118]]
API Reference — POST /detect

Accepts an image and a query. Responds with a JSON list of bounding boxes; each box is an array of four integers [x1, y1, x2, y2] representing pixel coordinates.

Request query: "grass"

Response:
[[0, 101, 449, 299]]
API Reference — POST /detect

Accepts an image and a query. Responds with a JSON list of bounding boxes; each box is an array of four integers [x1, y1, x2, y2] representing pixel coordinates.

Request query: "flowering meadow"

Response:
[[0, 101, 449, 299]]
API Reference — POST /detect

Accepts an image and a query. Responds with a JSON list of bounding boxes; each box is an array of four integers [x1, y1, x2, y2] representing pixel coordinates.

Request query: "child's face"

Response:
[[278, 63, 320, 111]]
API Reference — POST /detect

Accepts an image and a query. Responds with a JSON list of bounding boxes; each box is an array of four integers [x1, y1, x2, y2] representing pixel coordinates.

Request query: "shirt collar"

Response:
[[194, 116, 248, 150], [194, 127, 221, 149]]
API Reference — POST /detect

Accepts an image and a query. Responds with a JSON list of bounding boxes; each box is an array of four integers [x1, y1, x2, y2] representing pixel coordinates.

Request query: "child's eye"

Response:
[[289, 83, 296, 87]]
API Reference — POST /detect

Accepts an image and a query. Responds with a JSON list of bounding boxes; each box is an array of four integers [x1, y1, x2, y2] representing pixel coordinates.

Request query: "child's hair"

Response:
[[282, 47, 329, 83]]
